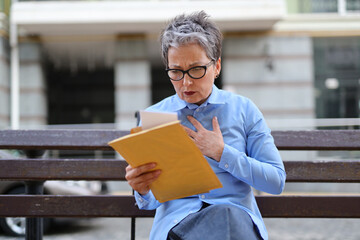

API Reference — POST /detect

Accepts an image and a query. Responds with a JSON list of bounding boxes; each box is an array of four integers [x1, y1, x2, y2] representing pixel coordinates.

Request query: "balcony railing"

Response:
[[287, 0, 360, 14], [347, 0, 360, 11], [0, 0, 11, 16]]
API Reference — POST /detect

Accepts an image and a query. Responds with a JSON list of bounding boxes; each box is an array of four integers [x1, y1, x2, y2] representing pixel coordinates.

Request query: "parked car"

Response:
[[0, 150, 106, 236]]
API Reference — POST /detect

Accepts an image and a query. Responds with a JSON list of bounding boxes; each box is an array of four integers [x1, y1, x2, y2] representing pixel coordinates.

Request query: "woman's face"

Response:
[[167, 43, 221, 105]]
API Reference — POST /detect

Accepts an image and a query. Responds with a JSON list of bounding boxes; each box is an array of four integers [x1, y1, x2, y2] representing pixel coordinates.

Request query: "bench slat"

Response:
[[0, 195, 358, 218], [0, 158, 128, 181], [272, 130, 360, 150], [0, 159, 359, 182], [1, 130, 360, 150], [0, 130, 129, 150], [284, 161, 360, 182], [0, 195, 154, 218], [256, 195, 360, 218]]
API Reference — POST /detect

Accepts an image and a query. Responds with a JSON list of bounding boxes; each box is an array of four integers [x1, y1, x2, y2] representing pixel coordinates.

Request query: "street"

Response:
[[0, 218, 359, 240]]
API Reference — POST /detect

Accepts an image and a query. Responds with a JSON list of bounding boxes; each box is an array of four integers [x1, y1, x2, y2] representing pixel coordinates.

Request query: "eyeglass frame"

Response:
[[165, 60, 215, 81]]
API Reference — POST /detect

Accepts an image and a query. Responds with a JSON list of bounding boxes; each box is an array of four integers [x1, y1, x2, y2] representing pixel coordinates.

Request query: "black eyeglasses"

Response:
[[165, 60, 214, 81]]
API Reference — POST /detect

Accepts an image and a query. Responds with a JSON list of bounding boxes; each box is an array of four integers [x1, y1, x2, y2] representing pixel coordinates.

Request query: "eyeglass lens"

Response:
[[168, 66, 206, 81]]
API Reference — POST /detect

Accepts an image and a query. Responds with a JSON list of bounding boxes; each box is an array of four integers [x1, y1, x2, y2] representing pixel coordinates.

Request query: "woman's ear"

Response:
[[215, 58, 222, 78]]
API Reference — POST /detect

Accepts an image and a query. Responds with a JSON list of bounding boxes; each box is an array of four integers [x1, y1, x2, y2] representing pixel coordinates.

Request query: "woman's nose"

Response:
[[183, 74, 193, 86]]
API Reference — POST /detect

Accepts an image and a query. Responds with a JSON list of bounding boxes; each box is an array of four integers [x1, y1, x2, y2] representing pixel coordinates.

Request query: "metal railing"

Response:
[[286, 0, 360, 14], [0, 0, 11, 16]]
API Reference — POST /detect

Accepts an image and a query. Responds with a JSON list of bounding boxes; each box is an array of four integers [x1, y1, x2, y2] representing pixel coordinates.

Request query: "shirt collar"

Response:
[[170, 85, 225, 111]]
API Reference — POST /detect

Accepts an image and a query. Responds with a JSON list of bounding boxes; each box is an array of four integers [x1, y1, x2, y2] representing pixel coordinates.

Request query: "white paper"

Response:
[[140, 111, 178, 130]]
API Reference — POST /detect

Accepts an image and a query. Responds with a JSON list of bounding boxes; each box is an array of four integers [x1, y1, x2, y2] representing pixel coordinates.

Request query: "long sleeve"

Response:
[[218, 100, 286, 195], [219, 142, 285, 194]]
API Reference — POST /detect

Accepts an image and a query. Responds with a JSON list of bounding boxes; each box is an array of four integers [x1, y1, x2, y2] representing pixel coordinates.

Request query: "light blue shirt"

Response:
[[135, 85, 286, 240]]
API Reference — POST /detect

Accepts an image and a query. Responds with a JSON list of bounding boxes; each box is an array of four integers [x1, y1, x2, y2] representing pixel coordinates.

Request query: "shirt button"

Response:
[[138, 198, 143, 203], [174, 219, 178, 224], [201, 195, 205, 199], [224, 164, 229, 168]]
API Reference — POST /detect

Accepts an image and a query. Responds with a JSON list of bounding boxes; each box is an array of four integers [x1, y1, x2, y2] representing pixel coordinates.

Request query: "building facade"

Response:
[[0, 0, 359, 130]]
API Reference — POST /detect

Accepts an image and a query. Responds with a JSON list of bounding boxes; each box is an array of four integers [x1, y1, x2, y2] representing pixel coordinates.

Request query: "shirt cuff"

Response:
[[218, 144, 245, 172], [134, 191, 152, 209], [218, 144, 231, 170]]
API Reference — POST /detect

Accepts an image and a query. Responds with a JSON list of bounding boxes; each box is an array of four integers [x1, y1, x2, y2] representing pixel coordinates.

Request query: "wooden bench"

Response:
[[0, 129, 359, 240]]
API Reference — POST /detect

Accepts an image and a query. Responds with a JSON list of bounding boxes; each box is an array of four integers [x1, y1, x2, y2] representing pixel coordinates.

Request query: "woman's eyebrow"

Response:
[[168, 62, 204, 68], [168, 64, 182, 68], [188, 62, 203, 67]]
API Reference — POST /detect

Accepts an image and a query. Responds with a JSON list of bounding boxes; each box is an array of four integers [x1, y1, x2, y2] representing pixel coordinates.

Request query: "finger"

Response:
[[128, 170, 161, 195], [130, 169, 161, 186], [136, 162, 157, 175], [187, 115, 205, 131], [126, 162, 157, 180], [182, 125, 197, 139], [125, 164, 132, 171], [212, 116, 221, 133]]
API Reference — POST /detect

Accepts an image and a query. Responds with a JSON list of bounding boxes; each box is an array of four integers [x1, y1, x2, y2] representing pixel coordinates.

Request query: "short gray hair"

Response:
[[160, 11, 223, 67]]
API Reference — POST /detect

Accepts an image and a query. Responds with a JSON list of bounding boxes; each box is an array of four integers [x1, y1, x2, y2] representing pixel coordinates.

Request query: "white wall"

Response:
[[19, 42, 47, 128], [114, 38, 151, 130], [0, 36, 10, 128], [222, 36, 315, 122]]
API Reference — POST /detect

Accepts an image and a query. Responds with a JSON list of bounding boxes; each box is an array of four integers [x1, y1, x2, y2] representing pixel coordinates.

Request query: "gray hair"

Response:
[[160, 11, 223, 67]]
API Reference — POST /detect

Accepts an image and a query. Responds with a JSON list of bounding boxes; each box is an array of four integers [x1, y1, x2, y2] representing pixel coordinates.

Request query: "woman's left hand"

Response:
[[183, 115, 224, 162]]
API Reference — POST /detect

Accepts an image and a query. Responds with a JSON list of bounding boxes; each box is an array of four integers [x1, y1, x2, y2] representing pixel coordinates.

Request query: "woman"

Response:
[[125, 11, 286, 240]]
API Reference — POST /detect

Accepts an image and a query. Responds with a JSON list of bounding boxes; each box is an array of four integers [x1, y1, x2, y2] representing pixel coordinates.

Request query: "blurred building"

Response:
[[0, 0, 360, 130]]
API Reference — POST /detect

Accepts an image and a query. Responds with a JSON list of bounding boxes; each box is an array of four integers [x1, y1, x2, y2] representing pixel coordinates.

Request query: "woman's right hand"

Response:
[[125, 163, 161, 195]]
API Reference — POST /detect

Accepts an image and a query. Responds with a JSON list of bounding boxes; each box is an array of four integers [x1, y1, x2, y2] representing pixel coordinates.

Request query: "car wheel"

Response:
[[0, 186, 51, 236], [0, 217, 26, 236]]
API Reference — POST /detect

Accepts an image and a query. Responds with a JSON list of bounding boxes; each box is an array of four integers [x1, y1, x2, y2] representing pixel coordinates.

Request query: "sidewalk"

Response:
[[1, 218, 359, 240]]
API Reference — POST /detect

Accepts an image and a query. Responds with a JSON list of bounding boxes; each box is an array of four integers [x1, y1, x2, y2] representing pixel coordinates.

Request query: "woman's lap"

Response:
[[167, 203, 262, 240]]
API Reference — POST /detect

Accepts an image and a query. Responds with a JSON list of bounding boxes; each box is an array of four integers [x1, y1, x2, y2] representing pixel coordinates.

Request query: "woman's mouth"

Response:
[[184, 91, 196, 96]]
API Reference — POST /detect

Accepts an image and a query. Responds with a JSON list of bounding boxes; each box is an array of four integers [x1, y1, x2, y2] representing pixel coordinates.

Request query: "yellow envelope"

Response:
[[108, 120, 222, 203]]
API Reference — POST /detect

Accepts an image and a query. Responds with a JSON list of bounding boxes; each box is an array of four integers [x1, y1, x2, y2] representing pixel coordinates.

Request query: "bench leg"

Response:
[[26, 217, 43, 240], [131, 185, 137, 240], [24, 149, 46, 240], [25, 181, 44, 240], [131, 217, 136, 240]]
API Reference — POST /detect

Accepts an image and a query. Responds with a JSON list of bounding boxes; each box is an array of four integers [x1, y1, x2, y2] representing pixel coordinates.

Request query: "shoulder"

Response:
[[219, 89, 264, 126], [219, 89, 256, 111]]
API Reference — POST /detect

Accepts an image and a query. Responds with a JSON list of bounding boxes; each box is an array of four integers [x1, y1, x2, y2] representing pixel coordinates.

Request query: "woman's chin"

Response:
[[183, 96, 199, 104]]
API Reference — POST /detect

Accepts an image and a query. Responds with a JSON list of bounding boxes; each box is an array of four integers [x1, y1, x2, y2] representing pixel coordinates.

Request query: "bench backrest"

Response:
[[0, 129, 359, 218]]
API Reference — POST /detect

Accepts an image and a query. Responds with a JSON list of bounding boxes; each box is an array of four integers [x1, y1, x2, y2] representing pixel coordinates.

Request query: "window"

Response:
[[314, 37, 360, 128]]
